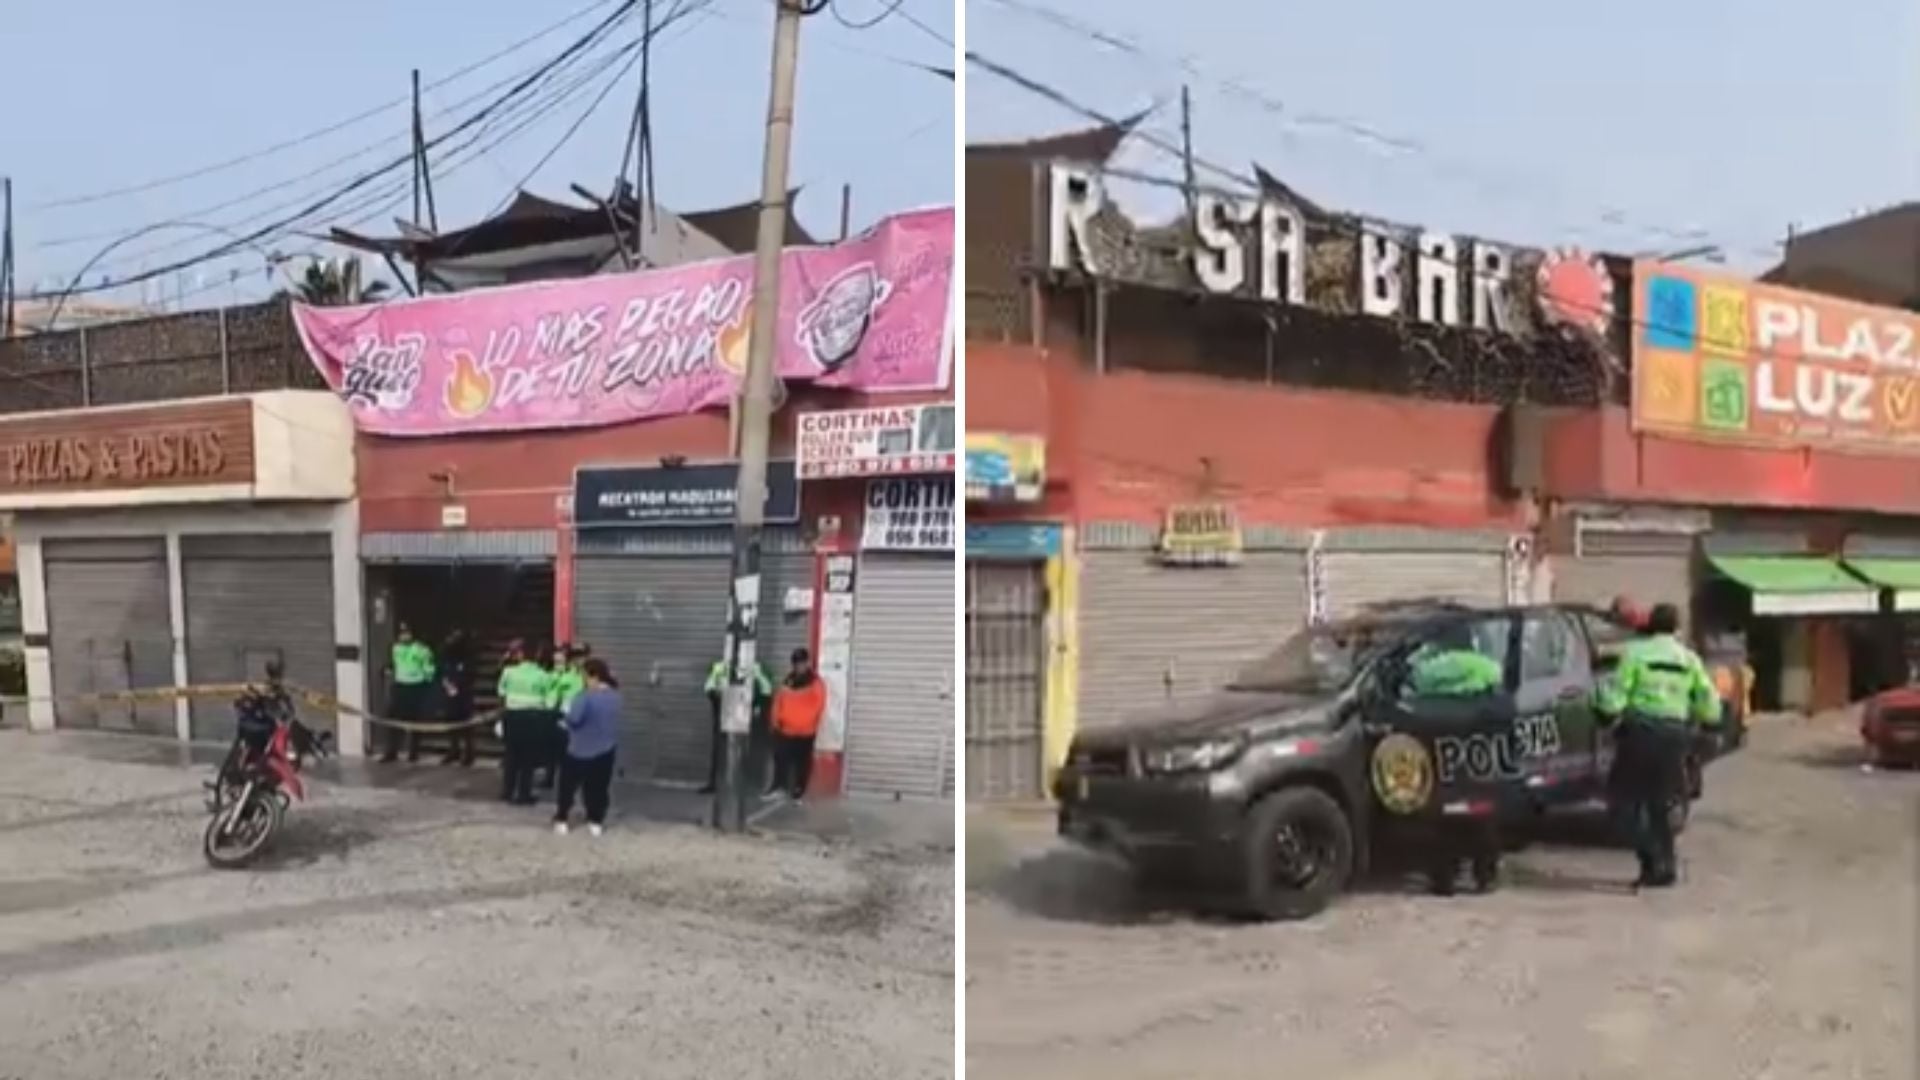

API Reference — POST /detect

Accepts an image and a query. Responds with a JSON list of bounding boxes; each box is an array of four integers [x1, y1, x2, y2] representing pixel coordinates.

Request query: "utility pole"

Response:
[[1, 177, 14, 339], [411, 69, 439, 294], [1179, 85, 1197, 228], [839, 183, 852, 242], [716, 0, 809, 833]]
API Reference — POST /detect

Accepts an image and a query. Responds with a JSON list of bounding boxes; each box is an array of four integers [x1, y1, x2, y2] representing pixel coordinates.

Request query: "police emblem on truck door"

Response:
[[1371, 733, 1435, 814]]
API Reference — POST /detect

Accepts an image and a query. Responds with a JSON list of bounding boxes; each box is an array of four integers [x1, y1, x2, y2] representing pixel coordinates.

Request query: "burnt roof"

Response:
[[680, 189, 817, 253], [967, 112, 1147, 165]]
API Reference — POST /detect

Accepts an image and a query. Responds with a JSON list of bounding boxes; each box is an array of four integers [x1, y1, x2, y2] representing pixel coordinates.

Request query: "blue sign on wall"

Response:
[[966, 522, 1062, 560]]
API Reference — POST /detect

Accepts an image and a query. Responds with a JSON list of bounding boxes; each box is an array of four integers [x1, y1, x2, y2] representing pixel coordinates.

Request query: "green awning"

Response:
[[1709, 555, 1879, 616], [1844, 558, 1920, 612]]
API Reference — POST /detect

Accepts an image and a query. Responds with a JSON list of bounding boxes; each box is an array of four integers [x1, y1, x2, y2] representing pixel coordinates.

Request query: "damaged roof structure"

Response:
[[330, 181, 821, 294]]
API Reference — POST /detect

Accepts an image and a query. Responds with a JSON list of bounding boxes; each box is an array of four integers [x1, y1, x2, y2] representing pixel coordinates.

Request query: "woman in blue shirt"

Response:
[[554, 658, 622, 836]]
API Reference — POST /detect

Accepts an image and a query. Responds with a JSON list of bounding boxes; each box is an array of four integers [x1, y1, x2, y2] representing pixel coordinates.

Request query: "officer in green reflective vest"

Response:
[[384, 623, 436, 764], [539, 644, 590, 790], [1406, 625, 1503, 699], [1594, 603, 1722, 889], [497, 640, 554, 806], [702, 655, 773, 794]]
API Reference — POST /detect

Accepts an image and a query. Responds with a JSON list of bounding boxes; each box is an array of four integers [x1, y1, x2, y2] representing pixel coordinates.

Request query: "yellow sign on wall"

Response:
[[1158, 503, 1243, 566]]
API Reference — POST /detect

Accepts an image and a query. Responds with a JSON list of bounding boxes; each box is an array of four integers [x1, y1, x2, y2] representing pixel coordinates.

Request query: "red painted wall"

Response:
[[966, 344, 1078, 522], [1540, 405, 1920, 513], [358, 387, 949, 534], [966, 344, 1527, 529]]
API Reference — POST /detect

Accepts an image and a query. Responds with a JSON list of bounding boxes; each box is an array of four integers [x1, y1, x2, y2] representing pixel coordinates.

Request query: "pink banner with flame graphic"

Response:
[[291, 206, 953, 437]]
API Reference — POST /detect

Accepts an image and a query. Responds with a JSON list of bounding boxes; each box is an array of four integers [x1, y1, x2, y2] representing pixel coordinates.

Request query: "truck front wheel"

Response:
[[1242, 786, 1354, 921]]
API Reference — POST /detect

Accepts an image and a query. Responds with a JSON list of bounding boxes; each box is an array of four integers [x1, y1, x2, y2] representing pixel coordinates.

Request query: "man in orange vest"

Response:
[[769, 647, 828, 801]]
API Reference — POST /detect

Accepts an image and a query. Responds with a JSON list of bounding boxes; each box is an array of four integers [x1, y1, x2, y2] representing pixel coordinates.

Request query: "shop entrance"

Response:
[[965, 561, 1046, 801], [364, 561, 555, 753]]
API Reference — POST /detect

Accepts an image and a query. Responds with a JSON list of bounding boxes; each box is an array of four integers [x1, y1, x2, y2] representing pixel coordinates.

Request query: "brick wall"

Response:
[[0, 300, 320, 415]]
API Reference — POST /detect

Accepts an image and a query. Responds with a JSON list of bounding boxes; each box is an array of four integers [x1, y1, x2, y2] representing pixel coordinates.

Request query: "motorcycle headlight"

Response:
[[1140, 735, 1247, 775]]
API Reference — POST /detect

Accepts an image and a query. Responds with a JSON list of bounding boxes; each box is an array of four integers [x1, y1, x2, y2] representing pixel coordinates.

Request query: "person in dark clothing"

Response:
[[769, 649, 828, 801], [383, 623, 435, 763], [534, 643, 568, 792], [553, 658, 622, 836], [438, 630, 477, 767]]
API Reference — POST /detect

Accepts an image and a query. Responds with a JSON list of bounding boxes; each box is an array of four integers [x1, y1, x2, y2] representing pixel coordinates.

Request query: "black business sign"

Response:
[[574, 460, 801, 528]]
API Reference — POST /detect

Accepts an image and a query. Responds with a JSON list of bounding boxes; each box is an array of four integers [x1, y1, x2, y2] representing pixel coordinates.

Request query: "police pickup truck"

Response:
[[1053, 600, 1737, 920]]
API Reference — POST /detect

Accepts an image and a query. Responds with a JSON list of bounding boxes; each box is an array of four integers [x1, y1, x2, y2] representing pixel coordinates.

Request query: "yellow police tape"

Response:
[[0, 682, 504, 735]]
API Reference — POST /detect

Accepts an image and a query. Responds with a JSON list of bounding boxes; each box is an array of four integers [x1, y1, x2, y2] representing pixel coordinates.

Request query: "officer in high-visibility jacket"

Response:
[[497, 641, 554, 806], [1593, 602, 1722, 889], [701, 656, 772, 794]]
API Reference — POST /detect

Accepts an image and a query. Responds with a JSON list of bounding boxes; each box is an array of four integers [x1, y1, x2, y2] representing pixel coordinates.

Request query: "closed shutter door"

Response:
[[573, 537, 811, 785], [44, 538, 173, 734], [1078, 550, 1307, 732], [847, 554, 956, 798], [183, 534, 336, 742], [1551, 530, 1695, 613], [1323, 551, 1506, 620], [965, 561, 1045, 801]]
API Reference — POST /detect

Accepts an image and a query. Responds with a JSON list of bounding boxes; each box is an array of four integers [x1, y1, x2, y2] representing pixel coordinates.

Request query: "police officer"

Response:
[[496, 640, 553, 806], [1594, 602, 1722, 888], [1402, 621, 1504, 895], [1406, 623, 1503, 698], [700, 654, 772, 795], [383, 623, 436, 764], [539, 643, 588, 790]]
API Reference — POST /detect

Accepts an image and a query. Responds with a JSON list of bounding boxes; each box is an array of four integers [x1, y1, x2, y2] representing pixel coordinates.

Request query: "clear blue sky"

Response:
[[0, 0, 954, 308], [967, 0, 1920, 272]]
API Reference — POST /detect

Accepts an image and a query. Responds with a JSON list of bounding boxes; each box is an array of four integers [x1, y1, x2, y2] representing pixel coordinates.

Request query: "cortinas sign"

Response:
[[1046, 163, 1615, 339], [797, 402, 956, 480], [862, 476, 955, 551]]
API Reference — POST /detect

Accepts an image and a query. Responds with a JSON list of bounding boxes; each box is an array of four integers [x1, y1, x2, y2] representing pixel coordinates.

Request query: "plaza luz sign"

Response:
[[1046, 162, 1611, 337]]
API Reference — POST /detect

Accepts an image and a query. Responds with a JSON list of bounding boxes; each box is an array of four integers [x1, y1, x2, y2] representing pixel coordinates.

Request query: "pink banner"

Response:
[[292, 206, 953, 437]]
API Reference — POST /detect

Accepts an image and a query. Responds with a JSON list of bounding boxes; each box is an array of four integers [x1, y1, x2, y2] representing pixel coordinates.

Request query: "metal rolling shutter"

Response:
[[572, 531, 811, 785], [1077, 549, 1308, 733], [1551, 529, 1696, 613], [182, 534, 337, 742], [965, 561, 1046, 801], [44, 538, 173, 734], [846, 553, 956, 798], [1323, 548, 1507, 620]]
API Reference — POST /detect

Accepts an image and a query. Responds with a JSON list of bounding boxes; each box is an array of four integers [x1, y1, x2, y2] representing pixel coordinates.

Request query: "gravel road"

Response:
[[966, 715, 1916, 1080], [0, 732, 953, 1080]]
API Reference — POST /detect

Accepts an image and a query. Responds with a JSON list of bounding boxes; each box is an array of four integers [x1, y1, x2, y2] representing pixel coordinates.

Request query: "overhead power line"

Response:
[[86, 19, 657, 278], [28, 0, 630, 212], [26, 0, 656, 310], [976, 0, 1748, 254], [831, 0, 908, 31]]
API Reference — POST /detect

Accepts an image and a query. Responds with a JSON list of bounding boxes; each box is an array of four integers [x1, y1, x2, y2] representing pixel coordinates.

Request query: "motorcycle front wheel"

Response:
[[203, 788, 283, 869]]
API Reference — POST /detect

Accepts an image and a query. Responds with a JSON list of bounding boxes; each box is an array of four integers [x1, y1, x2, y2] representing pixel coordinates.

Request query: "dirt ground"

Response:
[[0, 731, 954, 1080], [965, 715, 1917, 1080]]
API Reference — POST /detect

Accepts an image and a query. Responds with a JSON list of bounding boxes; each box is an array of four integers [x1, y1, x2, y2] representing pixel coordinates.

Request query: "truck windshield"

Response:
[[1228, 622, 1402, 693]]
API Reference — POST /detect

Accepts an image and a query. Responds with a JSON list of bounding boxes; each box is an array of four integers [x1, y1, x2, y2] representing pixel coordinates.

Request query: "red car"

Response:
[[1861, 687, 1920, 766]]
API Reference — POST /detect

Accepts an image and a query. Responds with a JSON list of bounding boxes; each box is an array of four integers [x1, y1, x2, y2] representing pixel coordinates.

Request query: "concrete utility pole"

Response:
[[716, 0, 809, 833]]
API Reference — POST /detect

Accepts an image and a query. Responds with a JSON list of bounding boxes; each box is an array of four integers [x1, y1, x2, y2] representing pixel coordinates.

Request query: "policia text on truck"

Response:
[[1052, 600, 1737, 920]]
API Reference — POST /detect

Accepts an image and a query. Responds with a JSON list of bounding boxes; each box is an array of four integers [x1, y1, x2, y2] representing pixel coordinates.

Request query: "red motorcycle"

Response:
[[203, 683, 331, 868]]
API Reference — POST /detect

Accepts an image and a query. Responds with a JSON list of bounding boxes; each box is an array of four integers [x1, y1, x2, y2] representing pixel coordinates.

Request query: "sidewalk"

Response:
[[1, 728, 950, 851]]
